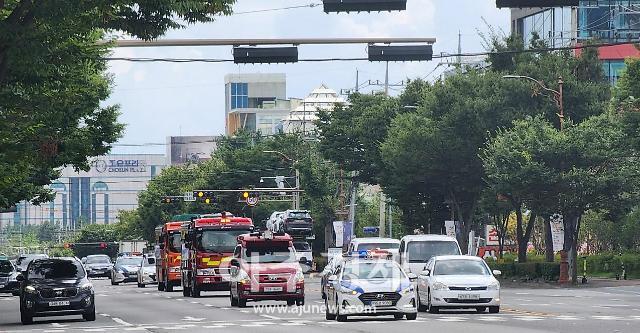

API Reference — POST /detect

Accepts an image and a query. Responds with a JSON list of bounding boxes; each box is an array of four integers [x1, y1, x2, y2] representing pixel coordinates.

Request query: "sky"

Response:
[[106, 0, 511, 155]]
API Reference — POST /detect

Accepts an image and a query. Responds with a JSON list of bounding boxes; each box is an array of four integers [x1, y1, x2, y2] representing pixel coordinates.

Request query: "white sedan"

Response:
[[416, 255, 501, 314]]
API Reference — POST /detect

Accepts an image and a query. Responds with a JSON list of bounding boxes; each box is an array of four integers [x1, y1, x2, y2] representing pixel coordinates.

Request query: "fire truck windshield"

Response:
[[243, 244, 296, 264], [195, 229, 247, 253], [168, 232, 182, 253]]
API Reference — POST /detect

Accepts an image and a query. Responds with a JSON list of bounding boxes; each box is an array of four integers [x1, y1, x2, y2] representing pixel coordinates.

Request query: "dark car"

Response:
[[17, 257, 95, 324], [84, 255, 113, 278], [279, 210, 314, 236], [0, 256, 20, 296]]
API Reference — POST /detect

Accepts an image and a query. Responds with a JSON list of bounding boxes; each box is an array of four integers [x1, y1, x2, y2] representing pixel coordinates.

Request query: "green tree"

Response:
[[0, 0, 234, 210]]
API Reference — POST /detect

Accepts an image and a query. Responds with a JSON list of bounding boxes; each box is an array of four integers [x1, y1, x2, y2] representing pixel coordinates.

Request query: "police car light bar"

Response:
[[347, 249, 393, 259]]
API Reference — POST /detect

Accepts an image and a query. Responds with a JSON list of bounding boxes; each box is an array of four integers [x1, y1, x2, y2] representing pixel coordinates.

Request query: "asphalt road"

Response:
[[1, 277, 640, 333]]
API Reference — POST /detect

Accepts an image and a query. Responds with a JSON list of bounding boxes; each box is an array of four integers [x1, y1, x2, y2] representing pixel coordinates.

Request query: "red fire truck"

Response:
[[229, 231, 305, 307], [155, 221, 184, 292], [181, 213, 254, 297]]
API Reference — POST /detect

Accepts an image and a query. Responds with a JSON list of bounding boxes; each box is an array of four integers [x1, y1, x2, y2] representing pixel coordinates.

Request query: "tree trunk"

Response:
[[515, 209, 527, 262], [544, 216, 554, 262], [563, 214, 582, 283]]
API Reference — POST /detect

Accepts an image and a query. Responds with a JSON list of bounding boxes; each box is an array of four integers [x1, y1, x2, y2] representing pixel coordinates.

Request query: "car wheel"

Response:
[[296, 298, 305, 306], [406, 313, 417, 320], [416, 288, 427, 312], [83, 307, 96, 321], [11, 291, 20, 297], [489, 306, 500, 314], [476, 307, 486, 313], [325, 299, 336, 320], [238, 298, 247, 308], [20, 309, 33, 325], [287, 299, 295, 306], [138, 282, 145, 288], [230, 290, 238, 307], [192, 285, 201, 298], [336, 299, 347, 322], [394, 314, 404, 320], [158, 281, 165, 291], [427, 290, 439, 314], [183, 286, 191, 297], [110, 277, 118, 286]]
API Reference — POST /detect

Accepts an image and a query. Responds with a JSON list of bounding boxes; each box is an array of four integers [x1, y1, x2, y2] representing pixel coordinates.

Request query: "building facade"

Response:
[[0, 154, 167, 228], [282, 84, 346, 136], [166, 136, 221, 165], [224, 73, 290, 135], [511, 1, 640, 83]]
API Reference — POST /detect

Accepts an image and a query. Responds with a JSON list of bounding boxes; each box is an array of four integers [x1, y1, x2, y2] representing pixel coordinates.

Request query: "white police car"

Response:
[[324, 251, 418, 322]]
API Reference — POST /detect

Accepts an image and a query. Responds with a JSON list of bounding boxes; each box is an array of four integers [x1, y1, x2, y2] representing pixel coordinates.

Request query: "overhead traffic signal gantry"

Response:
[[495, 0, 578, 8], [323, 0, 407, 13], [193, 190, 216, 204], [161, 197, 181, 204]]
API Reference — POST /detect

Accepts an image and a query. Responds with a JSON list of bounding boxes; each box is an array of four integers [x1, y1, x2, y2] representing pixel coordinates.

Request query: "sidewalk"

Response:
[[500, 277, 640, 289]]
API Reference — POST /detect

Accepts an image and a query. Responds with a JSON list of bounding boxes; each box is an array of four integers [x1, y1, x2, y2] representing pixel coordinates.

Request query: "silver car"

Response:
[[137, 255, 157, 288]]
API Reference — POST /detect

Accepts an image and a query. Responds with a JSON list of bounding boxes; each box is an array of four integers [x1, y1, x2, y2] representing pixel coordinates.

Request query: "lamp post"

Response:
[[263, 150, 300, 210], [503, 75, 564, 130], [503, 75, 569, 284]]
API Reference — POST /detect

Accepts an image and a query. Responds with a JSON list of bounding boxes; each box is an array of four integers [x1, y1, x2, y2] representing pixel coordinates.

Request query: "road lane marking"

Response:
[[514, 316, 545, 321], [112, 317, 133, 326], [261, 315, 281, 320]]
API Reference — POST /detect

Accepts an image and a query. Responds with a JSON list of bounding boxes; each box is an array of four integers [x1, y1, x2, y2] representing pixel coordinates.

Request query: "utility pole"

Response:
[[355, 68, 359, 93], [457, 30, 462, 65], [379, 62, 390, 237]]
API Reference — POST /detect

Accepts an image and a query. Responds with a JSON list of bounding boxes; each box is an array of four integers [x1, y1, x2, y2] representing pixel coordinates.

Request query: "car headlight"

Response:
[[401, 285, 415, 295], [238, 270, 250, 284], [24, 285, 37, 294], [80, 283, 94, 292], [432, 282, 448, 291], [295, 270, 304, 283], [196, 268, 216, 276], [487, 281, 500, 290], [339, 283, 362, 295]]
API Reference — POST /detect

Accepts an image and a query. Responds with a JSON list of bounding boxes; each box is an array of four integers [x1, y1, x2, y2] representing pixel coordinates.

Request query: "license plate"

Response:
[[458, 294, 480, 300], [48, 301, 70, 307], [264, 286, 283, 292], [371, 301, 392, 306]]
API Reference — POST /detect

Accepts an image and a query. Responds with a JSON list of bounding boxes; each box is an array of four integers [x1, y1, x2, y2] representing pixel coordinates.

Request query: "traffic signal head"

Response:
[[64, 243, 73, 249], [243, 191, 250, 199], [197, 191, 204, 198], [205, 198, 211, 204]]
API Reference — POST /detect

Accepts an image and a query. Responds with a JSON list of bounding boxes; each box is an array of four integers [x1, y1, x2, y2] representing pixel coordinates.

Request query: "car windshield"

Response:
[[293, 242, 311, 251], [144, 257, 156, 266], [357, 243, 399, 251], [0, 261, 13, 274], [118, 258, 143, 266], [86, 257, 110, 264], [342, 261, 405, 280], [27, 259, 85, 280], [434, 260, 490, 276], [196, 229, 248, 253], [168, 232, 182, 253], [243, 244, 296, 264], [17, 255, 46, 266], [287, 211, 311, 219], [407, 241, 461, 263]]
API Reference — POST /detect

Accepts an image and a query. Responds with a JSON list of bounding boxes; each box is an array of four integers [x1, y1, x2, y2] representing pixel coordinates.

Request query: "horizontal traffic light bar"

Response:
[[112, 37, 436, 47], [233, 47, 298, 64], [496, 0, 578, 8], [323, 0, 407, 13], [368, 44, 433, 61]]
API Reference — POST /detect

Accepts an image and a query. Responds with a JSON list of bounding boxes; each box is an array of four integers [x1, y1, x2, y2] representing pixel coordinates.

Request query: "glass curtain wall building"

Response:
[[512, 1, 640, 84]]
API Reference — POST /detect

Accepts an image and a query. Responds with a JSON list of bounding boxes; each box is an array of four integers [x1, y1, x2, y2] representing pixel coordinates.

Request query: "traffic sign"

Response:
[[246, 196, 259, 207], [184, 192, 195, 202]]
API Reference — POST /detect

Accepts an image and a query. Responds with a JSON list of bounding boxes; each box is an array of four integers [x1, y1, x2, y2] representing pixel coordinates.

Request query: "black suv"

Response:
[[17, 257, 95, 324]]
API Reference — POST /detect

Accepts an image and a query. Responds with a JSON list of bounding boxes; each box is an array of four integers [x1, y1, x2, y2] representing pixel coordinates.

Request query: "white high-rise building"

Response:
[[282, 84, 346, 136]]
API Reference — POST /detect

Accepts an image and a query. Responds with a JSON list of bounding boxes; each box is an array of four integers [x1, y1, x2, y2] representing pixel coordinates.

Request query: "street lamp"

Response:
[[262, 150, 300, 210], [504, 75, 569, 284], [503, 75, 565, 130]]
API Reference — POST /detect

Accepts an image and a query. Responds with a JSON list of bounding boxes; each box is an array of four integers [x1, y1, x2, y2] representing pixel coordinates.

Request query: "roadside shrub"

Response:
[[487, 261, 560, 281]]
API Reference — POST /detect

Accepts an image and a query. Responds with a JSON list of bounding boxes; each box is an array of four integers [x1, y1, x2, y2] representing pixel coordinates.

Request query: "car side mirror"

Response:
[[16, 274, 25, 282], [328, 275, 338, 284], [406, 273, 418, 281], [492, 270, 502, 276], [420, 269, 431, 277]]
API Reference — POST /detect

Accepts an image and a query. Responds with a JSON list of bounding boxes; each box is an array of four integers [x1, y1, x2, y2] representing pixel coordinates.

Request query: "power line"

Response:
[[232, 3, 321, 15]]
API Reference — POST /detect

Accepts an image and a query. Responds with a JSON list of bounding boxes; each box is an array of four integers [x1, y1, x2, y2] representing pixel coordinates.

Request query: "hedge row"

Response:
[[487, 262, 560, 281], [585, 253, 640, 278]]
